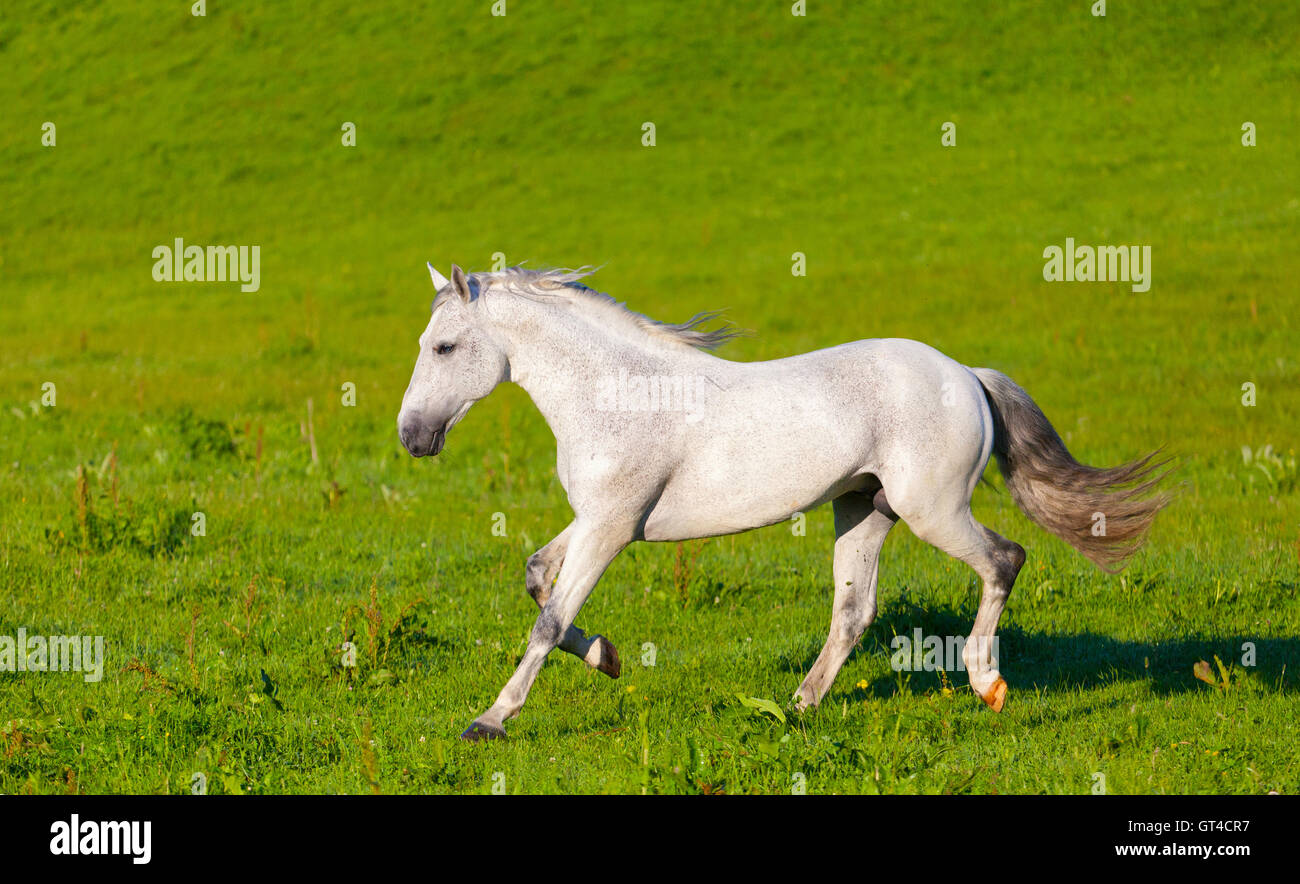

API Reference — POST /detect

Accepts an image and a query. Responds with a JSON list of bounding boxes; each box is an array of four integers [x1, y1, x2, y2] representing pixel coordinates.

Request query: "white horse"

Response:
[[398, 265, 1170, 740]]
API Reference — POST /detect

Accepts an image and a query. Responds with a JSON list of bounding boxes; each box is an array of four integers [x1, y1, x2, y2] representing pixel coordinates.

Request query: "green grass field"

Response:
[[1, 0, 1298, 794]]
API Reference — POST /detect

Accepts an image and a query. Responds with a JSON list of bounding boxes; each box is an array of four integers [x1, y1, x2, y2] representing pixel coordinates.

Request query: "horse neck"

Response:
[[487, 294, 715, 440]]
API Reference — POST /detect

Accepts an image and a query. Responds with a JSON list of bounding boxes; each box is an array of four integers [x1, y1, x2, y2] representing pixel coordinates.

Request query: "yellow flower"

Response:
[[855, 679, 869, 690]]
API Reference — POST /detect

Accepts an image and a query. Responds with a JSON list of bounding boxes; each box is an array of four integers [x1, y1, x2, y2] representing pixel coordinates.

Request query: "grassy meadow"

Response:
[[1, 0, 1298, 794]]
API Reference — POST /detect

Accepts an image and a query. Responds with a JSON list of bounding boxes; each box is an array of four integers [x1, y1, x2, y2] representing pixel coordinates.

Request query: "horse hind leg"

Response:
[[525, 526, 620, 678], [961, 523, 1024, 711], [794, 491, 896, 710], [899, 506, 1024, 711]]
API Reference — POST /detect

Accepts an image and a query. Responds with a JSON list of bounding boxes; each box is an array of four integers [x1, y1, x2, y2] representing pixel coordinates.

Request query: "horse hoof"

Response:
[[596, 636, 621, 679], [460, 721, 507, 742], [980, 677, 1008, 713]]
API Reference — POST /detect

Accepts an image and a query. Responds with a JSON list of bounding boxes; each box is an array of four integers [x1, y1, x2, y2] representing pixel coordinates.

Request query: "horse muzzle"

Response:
[[398, 417, 446, 457]]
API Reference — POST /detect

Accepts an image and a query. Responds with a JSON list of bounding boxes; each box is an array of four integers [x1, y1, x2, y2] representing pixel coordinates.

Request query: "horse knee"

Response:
[[525, 551, 558, 606], [529, 609, 564, 649]]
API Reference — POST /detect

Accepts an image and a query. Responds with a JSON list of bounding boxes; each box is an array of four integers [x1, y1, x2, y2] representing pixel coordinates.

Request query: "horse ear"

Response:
[[427, 262, 450, 290], [450, 264, 472, 302]]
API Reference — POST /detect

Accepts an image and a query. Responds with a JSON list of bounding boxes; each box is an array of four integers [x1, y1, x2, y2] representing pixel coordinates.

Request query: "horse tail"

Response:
[[971, 367, 1173, 573]]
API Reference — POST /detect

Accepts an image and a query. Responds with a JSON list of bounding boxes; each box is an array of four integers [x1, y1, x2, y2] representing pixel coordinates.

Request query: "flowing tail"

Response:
[[971, 367, 1173, 572]]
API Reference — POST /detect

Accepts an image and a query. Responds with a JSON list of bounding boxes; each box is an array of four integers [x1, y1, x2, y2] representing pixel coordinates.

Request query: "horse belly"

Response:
[[641, 437, 867, 541]]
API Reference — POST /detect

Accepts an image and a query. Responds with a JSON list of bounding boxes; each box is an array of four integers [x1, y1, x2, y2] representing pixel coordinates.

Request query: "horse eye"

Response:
[[436, 342, 455, 355]]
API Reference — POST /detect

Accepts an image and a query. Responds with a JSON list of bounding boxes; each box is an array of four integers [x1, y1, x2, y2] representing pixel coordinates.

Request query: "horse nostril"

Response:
[[398, 416, 417, 449]]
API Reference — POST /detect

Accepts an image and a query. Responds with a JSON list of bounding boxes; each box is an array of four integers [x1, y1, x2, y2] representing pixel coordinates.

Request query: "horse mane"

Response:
[[473, 266, 741, 352]]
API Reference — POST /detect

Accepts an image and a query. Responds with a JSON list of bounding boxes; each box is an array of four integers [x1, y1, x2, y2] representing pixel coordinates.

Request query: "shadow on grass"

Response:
[[777, 597, 1299, 701]]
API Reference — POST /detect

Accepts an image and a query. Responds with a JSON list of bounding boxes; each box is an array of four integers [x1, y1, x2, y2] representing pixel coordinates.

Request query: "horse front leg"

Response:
[[463, 521, 632, 740], [525, 524, 620, 678]]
